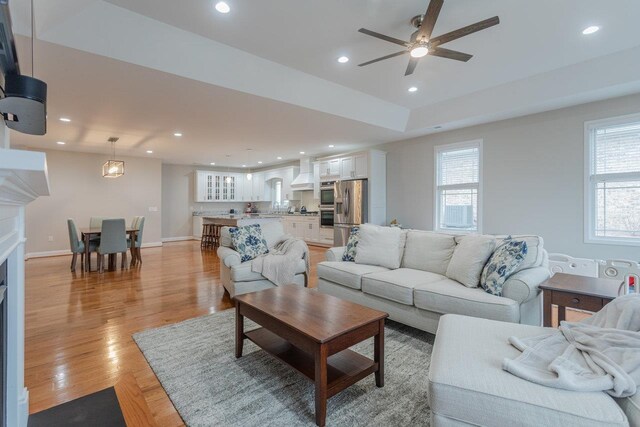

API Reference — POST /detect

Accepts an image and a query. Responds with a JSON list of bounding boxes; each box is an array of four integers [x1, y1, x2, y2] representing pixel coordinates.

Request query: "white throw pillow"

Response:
[[355, 224, 404, 269], [446, 234, 497, 288]]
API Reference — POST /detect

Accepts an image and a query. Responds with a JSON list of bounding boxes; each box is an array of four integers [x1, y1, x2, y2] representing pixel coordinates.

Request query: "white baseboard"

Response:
[[25, 249, 71, 259], [161, 236, 197, 242], [26, 242, 163, 259], [17, 387, 28, 427]]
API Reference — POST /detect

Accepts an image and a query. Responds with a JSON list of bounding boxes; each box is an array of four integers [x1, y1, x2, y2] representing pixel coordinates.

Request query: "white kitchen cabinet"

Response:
[[319, 159, 340, 180], [303, 220, 319, 242], [319, 227, 334, 246], [339, 156, 354, 180], [313, 162, 320, 199], [250, 172, 264, 201], [193, 215, 203, 238], [281, 167, 300, 201]]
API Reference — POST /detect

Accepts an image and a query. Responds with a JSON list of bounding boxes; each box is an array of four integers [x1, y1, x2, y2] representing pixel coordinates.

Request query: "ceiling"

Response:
[[7, 0, 640, 167]]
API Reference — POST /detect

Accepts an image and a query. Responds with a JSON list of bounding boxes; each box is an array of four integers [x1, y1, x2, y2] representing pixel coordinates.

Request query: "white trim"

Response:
[[26, 241, 164, 259], [584, 112, 640, 246], [433, 139, 483, 234], [161, 236, 197, 242]]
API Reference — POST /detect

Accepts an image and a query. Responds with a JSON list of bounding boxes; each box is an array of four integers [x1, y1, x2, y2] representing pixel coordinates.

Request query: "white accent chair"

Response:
[[217, 221, 308, 298]]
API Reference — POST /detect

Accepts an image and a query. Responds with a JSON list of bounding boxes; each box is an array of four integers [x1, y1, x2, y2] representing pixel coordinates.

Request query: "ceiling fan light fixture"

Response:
[[410, 45, 429, 58]]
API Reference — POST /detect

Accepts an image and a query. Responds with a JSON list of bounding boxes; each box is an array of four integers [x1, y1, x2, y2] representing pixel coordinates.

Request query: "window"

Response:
[[273, 180, 283, 207], [585, 114, 640, 245], [434, 140, 482, 233]]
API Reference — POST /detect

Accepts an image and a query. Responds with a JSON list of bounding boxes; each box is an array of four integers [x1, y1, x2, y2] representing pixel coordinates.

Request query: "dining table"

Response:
[[79, 227, 139, 272]]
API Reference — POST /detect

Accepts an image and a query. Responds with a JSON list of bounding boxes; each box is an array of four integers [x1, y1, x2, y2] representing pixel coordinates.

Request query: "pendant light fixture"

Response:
[[246, 148, 253, 181], [102, 137, 125, 178], [225, 155, 232, 183]]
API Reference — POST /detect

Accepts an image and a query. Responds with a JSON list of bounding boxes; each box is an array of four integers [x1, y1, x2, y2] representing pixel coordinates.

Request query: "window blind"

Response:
[[438, 147, 479, 187], [594, 123, 640, 175]]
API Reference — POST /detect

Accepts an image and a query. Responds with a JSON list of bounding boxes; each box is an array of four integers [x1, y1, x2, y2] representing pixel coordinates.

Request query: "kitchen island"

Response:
[[193, 214, 282, 238]]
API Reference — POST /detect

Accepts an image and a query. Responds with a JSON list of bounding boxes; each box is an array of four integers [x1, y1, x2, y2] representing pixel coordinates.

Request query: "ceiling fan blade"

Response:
[[405, 57, 419, 76], [429, 47, 473, 62], [417, 0, 444, 41], [359, 50, 408, 67], [430, 16, 500, 47], [358, 28, 410, 47]]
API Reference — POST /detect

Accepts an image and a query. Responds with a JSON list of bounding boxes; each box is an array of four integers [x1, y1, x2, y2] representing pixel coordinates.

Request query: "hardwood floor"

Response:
[[24, 240, 326, 426], [25, 241, 585, 425]]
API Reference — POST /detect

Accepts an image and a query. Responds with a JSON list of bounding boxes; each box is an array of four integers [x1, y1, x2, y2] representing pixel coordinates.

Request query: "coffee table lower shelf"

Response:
[[244, 327, 378, 398]]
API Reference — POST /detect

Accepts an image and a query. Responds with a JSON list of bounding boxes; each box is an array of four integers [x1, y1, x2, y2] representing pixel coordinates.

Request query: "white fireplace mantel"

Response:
[[0, 148, 49, 427]]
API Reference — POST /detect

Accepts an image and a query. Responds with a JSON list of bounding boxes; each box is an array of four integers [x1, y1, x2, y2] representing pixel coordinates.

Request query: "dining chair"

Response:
[[97, 218, 127, 273], [67, 219, 96, 271], [129, 216, 145, 265]]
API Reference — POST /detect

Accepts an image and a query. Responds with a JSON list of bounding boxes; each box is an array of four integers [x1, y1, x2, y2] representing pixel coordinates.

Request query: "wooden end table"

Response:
[[234, 285, 388, 427], [539, 272, 623, 327]]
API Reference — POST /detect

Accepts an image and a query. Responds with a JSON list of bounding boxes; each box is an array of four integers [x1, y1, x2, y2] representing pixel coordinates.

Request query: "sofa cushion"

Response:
[[362, 268, 447, 306], [446, 234, 497, 288], [231, 258, 306, 282], [355, 224, 405, 269], [481, 238, 528, 296], [229, 224, 269, 262], [260, 221, 286, 249], [616, 393, 640, 427], [496, 235, 545, 272], [316, 261, 389, 290], [401, 231, 456, 275], [342, 227, 360, 261], [414, 278, 520, 323], [429, 315, 628, 427]]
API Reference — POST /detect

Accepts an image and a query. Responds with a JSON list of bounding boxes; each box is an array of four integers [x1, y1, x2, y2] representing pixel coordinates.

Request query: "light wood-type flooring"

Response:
[[24, 241, 585, 425]]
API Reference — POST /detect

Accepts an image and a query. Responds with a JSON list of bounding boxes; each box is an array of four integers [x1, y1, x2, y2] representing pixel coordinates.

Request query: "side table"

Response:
[[539, 272, 623, 327]]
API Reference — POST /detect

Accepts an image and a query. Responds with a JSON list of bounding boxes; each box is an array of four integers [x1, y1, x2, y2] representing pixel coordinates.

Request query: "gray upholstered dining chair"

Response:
[[67, 219, 97, 271], [128, 216, 145, 265], [96, 218, 128, 273]]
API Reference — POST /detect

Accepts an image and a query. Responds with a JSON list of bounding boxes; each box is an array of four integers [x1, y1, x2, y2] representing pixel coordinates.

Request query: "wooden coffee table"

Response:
[[234, 285, 388, 427], [539, 273, 622, 327]]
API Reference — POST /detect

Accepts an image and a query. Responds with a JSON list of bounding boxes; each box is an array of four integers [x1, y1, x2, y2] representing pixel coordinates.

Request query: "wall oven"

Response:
[[319, 181, 335, 209], [320, 209, 334, 228]]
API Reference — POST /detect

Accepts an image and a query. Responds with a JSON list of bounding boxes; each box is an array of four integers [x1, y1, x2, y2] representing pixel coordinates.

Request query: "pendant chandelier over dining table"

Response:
[[103, 137, 125, 178]]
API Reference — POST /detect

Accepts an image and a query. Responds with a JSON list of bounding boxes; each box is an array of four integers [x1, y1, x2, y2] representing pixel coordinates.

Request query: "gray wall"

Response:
[[383, 93, 640, 260], [25, 149, 163, 254]]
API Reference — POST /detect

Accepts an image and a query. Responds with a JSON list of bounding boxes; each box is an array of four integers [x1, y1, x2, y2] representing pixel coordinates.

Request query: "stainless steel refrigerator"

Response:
[[334, 179, 368, 246]]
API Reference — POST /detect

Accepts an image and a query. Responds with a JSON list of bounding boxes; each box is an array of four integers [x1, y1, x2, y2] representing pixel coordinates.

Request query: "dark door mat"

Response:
[[28, 387, 126, 427]]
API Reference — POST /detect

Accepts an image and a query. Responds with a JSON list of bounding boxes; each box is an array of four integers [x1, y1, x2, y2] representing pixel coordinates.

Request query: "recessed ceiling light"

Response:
[[242, 164, 246, 168], [299, 151, 305, 155], [277, 156, 283, 160], [408, 86, 418, 92], [337, 56, 349, 63], [328, 144, 335, 148], [173, 132, 183, 137], [210, 162, 216, 165], [582, 26, 600, 35], [59, 117, 71, 122], [258, 161, 263, 164], [56, 141, 65, 145], [146, 150, 153, 154], [215, 1, 230, 13]]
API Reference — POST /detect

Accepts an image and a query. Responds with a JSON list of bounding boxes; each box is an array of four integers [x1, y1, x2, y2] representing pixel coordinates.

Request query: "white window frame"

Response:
[[434, 139, 483, 234], [584, 113, 640, 246]]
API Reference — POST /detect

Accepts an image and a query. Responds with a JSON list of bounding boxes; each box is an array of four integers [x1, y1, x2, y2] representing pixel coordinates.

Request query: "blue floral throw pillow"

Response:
[[229, 224, 269, 262], [480, 238, 528, 296], [342, 227, 360, 262]]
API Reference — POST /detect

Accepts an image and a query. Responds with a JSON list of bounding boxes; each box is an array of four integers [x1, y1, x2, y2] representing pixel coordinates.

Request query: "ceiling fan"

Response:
[[358, 0, 499, 76]]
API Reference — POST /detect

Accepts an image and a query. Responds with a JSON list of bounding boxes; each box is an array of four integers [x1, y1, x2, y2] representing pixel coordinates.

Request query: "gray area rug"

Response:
[[133, 309, 434, 426]]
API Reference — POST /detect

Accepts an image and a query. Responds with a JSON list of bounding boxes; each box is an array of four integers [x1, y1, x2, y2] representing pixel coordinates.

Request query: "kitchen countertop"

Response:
[[194, 213, 319, 219]]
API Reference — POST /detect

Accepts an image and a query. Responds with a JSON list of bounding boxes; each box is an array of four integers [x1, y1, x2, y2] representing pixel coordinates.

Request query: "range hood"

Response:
[[290, 157, 314, 191]]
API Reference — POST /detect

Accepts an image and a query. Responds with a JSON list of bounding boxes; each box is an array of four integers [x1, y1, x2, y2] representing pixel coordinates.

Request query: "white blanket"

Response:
[[251, 237, 310, 286], [503, 294, 640, 397]]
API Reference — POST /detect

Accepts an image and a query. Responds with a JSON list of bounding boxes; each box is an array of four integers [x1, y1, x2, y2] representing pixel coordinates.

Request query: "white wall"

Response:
[[25, 149, 162, 255], [383, 93, 640, 260]]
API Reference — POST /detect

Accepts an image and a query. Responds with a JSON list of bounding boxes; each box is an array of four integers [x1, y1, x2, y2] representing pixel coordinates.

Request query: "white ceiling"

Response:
[[7, 0, 640, 167]]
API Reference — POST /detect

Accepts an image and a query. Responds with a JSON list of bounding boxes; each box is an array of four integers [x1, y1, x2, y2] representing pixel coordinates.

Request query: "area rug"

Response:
[[133, 309, 434, 426], [28, 387, 125, 427]]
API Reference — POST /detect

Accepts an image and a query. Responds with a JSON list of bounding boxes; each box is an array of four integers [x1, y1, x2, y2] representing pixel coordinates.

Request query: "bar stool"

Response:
[[201, 224, 214, 249], [211, 224, 222, 249]]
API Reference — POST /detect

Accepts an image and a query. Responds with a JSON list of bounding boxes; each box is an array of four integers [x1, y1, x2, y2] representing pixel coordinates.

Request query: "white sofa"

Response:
[[317, 230, 550, 334], [428, 314, 636, 426], [217, 222, 308, 298]]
